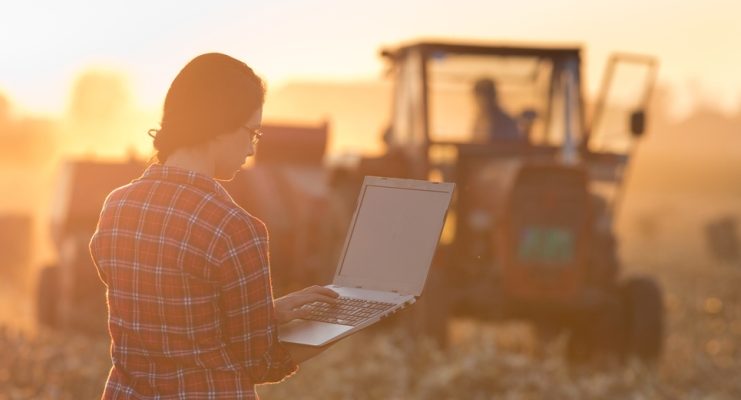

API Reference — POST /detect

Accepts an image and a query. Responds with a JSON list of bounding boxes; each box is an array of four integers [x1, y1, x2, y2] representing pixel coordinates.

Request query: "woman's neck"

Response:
[[164, 146, 215, 177]]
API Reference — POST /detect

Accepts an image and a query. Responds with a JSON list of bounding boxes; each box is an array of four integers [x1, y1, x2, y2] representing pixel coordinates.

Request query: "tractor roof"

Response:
[[380, 39, 582, 61]]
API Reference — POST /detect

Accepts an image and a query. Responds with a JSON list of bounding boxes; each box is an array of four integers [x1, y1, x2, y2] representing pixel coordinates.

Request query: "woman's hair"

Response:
[[149, 53, 265, 162]]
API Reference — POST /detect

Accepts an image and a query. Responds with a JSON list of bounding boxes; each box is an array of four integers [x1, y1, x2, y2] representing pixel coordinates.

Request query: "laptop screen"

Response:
[[334, 177, 454, 296]]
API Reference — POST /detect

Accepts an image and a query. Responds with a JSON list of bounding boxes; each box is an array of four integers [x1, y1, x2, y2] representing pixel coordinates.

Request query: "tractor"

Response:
[[346, 40, 664, 362]]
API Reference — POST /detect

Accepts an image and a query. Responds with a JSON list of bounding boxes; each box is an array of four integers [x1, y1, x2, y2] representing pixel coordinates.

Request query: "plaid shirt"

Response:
[[90, 164, 297, 399]]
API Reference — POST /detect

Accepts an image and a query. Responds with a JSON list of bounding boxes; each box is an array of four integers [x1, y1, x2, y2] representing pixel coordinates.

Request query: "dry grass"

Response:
[[0, 328, 108, 399]]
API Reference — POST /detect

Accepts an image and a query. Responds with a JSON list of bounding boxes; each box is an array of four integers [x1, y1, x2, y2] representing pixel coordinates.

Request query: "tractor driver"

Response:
[[471, 78, 524, 142]]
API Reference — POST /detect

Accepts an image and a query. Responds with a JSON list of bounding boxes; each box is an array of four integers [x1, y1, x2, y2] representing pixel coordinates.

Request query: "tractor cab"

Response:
[[382, 40, 656, 161]]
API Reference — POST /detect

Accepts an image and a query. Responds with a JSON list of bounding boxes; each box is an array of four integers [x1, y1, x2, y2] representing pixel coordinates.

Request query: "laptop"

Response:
[[278, 176, 455, 347]]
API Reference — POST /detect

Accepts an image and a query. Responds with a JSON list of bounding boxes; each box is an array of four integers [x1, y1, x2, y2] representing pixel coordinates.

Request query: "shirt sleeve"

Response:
[[215, 215, 298, 384]]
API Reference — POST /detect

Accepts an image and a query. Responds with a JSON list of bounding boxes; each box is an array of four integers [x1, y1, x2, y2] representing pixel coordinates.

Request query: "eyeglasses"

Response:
[[244, 126, 263, 145]]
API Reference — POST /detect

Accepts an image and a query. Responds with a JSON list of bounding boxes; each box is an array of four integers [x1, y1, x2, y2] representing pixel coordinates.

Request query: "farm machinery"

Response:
[[36, 39, 664, 362], [355, 40, 664, 361]]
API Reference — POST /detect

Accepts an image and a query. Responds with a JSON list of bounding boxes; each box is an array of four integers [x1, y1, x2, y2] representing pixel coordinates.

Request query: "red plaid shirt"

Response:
[[90, 164, 297, 399]]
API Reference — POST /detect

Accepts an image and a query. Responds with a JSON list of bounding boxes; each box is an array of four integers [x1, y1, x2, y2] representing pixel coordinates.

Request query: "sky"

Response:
[[1, 0, 740, 270], [1, 0, 741, 118]]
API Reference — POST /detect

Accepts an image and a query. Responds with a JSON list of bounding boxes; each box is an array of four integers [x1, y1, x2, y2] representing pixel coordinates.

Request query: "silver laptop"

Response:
[[279, 176, 454, 347]]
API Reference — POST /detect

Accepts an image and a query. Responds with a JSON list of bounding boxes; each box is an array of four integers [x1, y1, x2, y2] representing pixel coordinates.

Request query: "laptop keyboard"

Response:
[[299, 297, 397, 326]]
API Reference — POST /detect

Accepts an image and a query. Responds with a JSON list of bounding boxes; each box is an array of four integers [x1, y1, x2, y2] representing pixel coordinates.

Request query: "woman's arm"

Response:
[[216, 219, 297, 383]]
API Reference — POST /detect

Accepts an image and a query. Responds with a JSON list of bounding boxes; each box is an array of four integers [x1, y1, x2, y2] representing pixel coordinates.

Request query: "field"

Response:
[[1, 192, 740, 399]]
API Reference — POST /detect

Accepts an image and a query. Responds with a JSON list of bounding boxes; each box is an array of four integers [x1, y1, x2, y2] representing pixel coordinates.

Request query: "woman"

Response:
[[90, 53, 338, 399]]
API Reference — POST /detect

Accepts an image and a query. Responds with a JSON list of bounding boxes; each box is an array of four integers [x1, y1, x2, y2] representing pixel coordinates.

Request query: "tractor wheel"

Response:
[[36, 265, 60, 328], [620, 276, 664, 361]]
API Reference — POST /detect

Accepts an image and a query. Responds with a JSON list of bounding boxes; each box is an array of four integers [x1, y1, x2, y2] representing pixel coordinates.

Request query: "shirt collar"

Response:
[[138, 164, 233, 201]]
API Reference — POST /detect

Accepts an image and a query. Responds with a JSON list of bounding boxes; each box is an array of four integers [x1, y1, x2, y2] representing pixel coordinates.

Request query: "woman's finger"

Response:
[[276, 292, 336, 313], [289, 294, 337, 310]]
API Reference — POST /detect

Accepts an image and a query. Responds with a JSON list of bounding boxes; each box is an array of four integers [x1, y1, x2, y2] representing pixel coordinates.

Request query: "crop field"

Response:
[[0, 192, 740, 399]]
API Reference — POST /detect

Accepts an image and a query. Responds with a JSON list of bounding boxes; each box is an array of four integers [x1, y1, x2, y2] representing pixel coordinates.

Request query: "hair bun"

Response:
[[149, 128, 174, 162]]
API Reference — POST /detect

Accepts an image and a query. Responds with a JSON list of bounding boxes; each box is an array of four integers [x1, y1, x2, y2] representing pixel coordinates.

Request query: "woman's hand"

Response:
[[274, 285, 339, 324]]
